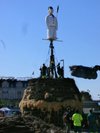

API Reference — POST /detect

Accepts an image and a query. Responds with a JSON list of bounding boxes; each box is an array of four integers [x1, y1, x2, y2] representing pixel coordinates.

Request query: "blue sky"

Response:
[[0, 0, 100, 100]]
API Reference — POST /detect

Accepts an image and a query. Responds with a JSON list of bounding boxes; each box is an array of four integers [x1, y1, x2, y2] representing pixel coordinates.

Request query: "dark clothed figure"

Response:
[[41, 64, 47, 78], [60, 66, 64, 78], [87, 109, 98, 132], [57, 63, 64, 78], [63, 112, 71, 133], [47, 67, 50, 78]]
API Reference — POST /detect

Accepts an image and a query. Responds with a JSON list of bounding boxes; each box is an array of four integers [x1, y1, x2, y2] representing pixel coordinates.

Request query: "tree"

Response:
[[81, 91, 92, 101]]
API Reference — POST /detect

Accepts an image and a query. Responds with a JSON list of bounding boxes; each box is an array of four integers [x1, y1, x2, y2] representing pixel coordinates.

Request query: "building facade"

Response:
[[0, 77, 29, 100]]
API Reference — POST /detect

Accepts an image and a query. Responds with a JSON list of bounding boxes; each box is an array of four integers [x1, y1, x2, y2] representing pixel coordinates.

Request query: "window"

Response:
[[2, 81, 9, 88], [16, 82, 23, 88], [17, 91, 22, 98]]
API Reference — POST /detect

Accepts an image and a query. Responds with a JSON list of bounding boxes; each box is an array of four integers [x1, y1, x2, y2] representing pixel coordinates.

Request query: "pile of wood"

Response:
[[19, 78, 82, 127], [0, 115, 66, 133]]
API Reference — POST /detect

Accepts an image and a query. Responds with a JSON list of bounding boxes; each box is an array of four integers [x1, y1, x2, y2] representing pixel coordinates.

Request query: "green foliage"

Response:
[[0, 99, 20, 107]]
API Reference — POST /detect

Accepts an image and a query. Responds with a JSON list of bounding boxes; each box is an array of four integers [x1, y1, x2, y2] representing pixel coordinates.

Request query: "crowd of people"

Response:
[[40, 63, 64, 78], [23, 104, 100, 133], [63, 109, 99, 133]]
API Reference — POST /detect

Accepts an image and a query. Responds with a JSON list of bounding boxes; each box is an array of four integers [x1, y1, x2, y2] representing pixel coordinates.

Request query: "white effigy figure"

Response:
[[45, 6, 58, 40]]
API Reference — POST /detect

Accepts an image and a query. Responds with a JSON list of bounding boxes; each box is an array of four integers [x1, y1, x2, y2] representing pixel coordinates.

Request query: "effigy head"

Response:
[[48, 6, 54, 15]]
